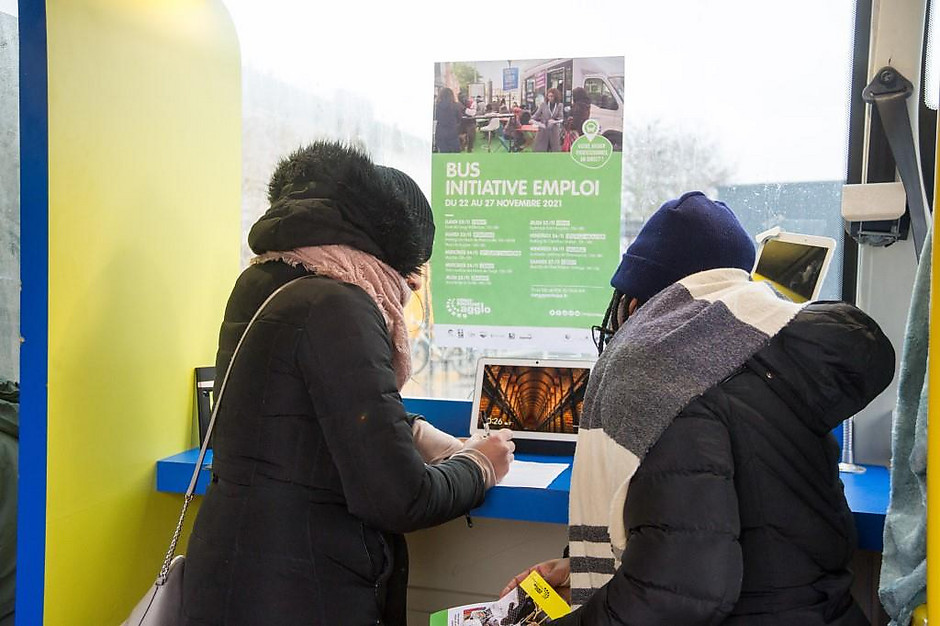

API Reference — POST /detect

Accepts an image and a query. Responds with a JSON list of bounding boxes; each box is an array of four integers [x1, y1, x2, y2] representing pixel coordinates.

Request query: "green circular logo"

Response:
[[570, 133, 613, 169]]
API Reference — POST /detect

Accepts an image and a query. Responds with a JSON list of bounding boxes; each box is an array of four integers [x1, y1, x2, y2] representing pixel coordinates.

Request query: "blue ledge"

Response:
[[156, 397, 889, 550]]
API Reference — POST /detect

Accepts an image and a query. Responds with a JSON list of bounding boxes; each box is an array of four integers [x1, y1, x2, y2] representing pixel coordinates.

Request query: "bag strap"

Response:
[[156, 275, 312, 584]]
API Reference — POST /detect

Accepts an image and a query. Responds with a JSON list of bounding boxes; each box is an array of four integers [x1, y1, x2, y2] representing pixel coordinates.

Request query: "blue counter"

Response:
[[156, 397, 890, 551]]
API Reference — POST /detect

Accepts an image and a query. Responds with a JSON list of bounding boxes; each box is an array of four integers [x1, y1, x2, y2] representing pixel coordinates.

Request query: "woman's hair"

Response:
[[547, 88, 562, 102], [437, 87, 455, 104], [593, 290, 647, 355], [593, 290, 623, 355], [572, 86, 589, 103]]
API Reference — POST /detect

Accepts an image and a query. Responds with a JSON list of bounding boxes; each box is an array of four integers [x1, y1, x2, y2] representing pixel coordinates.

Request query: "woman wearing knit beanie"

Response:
[[505, 191, 891, 626], [181, 141, 514, 626]]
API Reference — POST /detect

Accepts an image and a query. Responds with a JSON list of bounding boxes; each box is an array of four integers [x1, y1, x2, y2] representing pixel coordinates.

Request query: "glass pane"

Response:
[[0, 2, 17, 623], [927, 0, 939, 110], [584, 78, 617, 111], [223, 0, 856, 399], [0, 4, 17, 382]]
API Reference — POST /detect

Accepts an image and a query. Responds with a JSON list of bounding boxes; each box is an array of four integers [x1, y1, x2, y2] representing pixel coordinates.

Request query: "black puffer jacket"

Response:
[[182, 261, 485, 626], [554, 302, 893, 626], [183, 143, 484, 626]]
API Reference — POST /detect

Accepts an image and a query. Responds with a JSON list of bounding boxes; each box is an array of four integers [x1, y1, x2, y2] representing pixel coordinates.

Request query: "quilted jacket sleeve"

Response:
[[553, 408, 743, 625], [297, 282, 486, 534]]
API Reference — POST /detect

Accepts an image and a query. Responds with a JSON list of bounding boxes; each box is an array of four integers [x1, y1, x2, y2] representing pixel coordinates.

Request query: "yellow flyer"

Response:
[[432, 569, 570, 625], [518, 570, 571, 620]]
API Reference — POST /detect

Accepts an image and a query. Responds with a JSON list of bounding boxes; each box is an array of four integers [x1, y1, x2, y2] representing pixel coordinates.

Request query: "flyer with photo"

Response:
[[431, 57, 624, 352], [430, 571, 570, 626]]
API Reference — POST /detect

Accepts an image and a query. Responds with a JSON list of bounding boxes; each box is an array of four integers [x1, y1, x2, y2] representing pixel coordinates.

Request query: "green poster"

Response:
[[431, 57, 623, 351]]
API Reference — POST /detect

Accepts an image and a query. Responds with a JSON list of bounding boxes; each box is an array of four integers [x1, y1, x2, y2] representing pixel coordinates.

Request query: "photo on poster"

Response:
[[433, 57, 624, 154], [430, 56, 624, 352]]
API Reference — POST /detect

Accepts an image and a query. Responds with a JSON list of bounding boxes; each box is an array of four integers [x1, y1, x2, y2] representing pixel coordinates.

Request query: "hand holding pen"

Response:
[[463, 425, 514, 483]]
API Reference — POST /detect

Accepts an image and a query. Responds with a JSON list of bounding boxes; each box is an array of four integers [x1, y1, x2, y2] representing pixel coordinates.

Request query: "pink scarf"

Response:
[[252, 245, 412, 389]]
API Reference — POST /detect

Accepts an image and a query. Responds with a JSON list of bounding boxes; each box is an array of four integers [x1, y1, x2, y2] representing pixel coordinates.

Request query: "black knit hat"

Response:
[[376, 165, 435, 265], [248, 141, 433, 277]]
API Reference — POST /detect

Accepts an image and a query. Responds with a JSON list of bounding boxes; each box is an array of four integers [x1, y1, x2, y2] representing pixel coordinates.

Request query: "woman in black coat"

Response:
[[182, 141, 514, 625], [435, 87, 462, 153], [505, 192, 889, 625], [568, 87, 591, 137]]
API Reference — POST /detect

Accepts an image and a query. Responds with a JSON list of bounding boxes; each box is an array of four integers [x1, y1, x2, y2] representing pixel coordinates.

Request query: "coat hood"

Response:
[[753, 301, 895, 435], [248, 141, 431, 277]]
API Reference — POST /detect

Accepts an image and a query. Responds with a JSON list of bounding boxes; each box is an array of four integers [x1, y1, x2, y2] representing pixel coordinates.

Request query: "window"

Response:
[[548, 68, 565, 94], [223, 0, 857, 399], [926, 0, 939, 109], [0, 3, 18, 383], [584, 77, 619, 111]]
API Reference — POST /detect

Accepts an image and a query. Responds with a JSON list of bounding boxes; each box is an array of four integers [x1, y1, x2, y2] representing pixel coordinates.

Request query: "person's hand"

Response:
[[462, 429, 514, 484], [501, 557, 571, 603]]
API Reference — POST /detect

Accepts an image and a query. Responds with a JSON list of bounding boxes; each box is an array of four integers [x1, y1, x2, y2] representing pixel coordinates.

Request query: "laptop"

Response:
[[469, 357, 594, 449], [752, 230, 835, 303]]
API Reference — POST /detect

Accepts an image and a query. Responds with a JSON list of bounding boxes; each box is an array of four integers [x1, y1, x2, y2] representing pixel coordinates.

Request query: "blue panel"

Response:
[[155, 398, 889, 550], [471, 452, 572, 524], [156, 449, 214, 496], [17, 1, 49, 623], [403, 396, 472, 437], [840, 465, 890, 551]]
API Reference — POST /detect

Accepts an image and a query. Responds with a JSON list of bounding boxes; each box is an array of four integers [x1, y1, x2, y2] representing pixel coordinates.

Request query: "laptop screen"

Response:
[[470, 358, 593, 442], [752, 236, 834, 303]]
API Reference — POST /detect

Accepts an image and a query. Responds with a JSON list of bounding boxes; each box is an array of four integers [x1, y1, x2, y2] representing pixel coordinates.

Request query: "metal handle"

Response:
[[839, 416, 866, 474]]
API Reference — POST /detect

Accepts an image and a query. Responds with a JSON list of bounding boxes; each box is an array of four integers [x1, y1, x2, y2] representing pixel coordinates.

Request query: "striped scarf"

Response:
[[568, 268, 804, 607]]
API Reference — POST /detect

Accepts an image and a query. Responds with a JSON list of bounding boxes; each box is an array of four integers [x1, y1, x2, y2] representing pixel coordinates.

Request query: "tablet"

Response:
[[469, 357, 594, 442], [752, 231, 836, 303]]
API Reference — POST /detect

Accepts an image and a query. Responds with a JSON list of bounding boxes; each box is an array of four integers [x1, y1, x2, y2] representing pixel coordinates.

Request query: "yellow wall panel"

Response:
[[929, 109, 940, 623], [44, 1, 240, 622]]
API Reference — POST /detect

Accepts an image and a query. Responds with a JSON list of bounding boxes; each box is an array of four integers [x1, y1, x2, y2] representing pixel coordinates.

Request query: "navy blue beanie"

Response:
[[611, 191, 755, 302]]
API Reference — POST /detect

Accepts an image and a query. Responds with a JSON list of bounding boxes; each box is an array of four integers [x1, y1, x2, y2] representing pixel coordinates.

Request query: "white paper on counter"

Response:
[[497, 460, 569, 489]]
